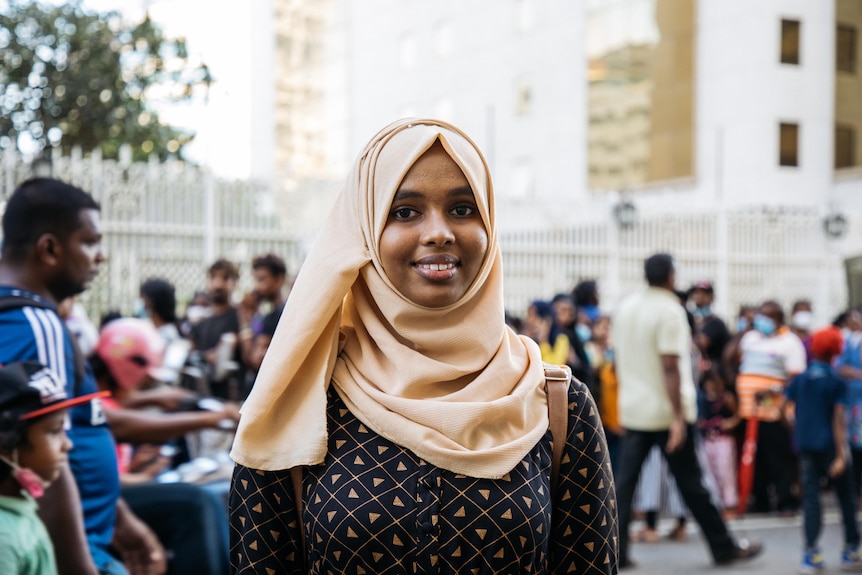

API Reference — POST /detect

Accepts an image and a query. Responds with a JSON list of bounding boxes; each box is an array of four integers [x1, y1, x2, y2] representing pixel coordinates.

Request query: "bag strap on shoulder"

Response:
[[544, 363, 571, 497], [0, 293, 85, 389]]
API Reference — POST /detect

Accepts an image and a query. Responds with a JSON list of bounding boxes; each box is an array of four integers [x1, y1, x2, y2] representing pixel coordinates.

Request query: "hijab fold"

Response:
[[230, 118, 548, 479]]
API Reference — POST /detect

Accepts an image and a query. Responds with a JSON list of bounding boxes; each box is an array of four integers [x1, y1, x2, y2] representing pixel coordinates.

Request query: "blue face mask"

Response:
[[692, 305, 711, 320], [736, 317, 749, 333], [753, 314, 776, 336], [575, 323, 592, 343]]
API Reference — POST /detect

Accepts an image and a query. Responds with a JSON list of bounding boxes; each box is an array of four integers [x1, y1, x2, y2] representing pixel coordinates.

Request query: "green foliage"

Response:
[[0, 0, 212, 161]]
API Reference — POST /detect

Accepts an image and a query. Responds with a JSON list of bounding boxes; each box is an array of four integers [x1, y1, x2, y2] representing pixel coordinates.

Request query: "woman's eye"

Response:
[[392, 207, 416, 219], [452, 205, 476, 217]]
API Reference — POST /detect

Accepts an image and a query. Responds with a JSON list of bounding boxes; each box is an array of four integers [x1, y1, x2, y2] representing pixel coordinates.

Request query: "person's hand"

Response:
[[238, 291, 259, 326], [220, 401, 242, 423], [128, 445, 172, 478], [665, 417, 687, 454], [829, 455, 847, 478], [113, 501, 167, 575]]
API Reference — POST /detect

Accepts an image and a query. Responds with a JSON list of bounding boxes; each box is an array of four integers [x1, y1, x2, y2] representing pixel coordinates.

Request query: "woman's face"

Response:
[[379, 142, 488, 308]]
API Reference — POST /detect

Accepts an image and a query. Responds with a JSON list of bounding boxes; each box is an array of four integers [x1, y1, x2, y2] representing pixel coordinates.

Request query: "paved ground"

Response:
[[622, 504, 853, 574]]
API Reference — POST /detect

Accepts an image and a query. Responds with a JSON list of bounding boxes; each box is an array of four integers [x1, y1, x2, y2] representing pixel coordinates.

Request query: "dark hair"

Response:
[[208, 258, 239, 281], [252, 253, 287, 278], [100, 310, 123, 328], [0, 417, 31, 483], [644, 253, 674, 286], [1, 178, 100, 259], [572, 281, 599, 307], [760, 299, 785, 325], [140, 278, 177, 323]]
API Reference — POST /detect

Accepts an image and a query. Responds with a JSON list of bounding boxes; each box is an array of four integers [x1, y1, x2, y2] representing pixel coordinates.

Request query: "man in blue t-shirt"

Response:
[[786, 326, 862, 573], [0, 178, 165, 575]]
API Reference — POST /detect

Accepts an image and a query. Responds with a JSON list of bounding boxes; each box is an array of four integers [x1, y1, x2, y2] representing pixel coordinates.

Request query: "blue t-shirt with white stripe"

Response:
[[0, 286, 119, 569]]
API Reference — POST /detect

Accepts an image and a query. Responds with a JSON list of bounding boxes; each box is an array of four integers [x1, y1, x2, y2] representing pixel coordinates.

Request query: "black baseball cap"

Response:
[[0, 361, 108, 425]]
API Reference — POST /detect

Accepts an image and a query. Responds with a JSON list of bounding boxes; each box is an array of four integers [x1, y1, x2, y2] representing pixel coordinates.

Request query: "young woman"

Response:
[[229, 118, 618, 574]]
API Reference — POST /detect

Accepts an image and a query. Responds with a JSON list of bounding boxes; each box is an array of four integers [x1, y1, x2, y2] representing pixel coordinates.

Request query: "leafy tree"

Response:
[[0, 0, 212, 161]]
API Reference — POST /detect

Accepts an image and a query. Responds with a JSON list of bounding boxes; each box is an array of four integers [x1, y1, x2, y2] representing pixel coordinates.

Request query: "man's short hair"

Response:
[[644, 253, 675, 286], [208, 258, 239, 281], [1, 178, 100, 257], [251, 253, 287, 278]]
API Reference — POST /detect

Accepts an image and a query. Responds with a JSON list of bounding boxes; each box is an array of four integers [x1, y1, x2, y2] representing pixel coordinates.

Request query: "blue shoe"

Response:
[[800, 548, 824, 574], [842, 544, 862, 572]]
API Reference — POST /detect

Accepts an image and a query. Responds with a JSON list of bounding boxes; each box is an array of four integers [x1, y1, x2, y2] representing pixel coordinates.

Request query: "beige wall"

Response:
[[835, 0, 862, 169], [587, 0, 695, 190]]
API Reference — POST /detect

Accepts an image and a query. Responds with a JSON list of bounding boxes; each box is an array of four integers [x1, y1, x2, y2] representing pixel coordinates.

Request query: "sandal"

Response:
[[631, 527, 660, 543], [666, 523, 688, 542]]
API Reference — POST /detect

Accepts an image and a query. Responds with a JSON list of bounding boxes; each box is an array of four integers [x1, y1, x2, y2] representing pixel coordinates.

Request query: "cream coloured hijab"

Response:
[[230, 118, 548, 479]]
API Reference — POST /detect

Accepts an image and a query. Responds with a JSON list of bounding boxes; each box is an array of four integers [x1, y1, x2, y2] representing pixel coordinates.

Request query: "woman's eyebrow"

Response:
[[392, 186, 474, 202]]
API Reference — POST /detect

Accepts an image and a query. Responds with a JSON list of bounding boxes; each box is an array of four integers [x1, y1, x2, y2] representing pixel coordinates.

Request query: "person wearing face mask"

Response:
[[730, 300, 806, 515], [686, 282, 731, 376]]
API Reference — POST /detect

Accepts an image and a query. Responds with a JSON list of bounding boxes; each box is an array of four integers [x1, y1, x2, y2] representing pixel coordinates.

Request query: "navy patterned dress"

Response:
[[230, 377, 618, 574]]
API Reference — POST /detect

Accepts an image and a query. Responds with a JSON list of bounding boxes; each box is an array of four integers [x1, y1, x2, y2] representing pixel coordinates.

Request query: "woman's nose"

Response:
[[420, 211, 455, 246]]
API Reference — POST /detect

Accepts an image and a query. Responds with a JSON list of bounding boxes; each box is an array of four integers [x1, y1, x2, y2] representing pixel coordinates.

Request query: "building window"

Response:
[[837, 24, 857, 73], [780, 19, 801, 64], [836, 124, 856, 169], [779, 122, 799, 167]]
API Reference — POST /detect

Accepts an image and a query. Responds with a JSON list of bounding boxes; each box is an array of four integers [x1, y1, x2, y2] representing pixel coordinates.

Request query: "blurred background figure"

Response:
[[237, 253, 287, 383], [140, 278, 182, 344]]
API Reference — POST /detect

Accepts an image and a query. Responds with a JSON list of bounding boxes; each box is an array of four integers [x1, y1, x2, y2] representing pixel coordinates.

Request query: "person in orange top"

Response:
[[727, 300, 806, 514]]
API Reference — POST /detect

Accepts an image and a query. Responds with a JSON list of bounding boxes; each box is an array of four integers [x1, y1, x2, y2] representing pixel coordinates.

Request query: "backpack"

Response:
[[0, 293, 85, 393]]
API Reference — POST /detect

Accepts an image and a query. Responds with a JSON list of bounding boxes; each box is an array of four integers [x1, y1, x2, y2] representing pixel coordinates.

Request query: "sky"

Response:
[[80, 0, 255, 178]]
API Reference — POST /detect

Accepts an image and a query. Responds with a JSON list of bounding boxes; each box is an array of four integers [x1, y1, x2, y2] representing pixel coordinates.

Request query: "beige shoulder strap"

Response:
[[544, 363, 572, 497]]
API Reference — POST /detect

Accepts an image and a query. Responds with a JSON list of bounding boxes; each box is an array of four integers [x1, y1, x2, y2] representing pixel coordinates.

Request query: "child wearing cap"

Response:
[[0, 361, 106, 574], [786, 326, 862, 573]]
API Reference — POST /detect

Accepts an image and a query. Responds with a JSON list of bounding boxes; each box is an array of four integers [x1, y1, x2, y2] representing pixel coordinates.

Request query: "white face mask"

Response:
[[186, 305, 211, 324], [791, 310, 813, 331]]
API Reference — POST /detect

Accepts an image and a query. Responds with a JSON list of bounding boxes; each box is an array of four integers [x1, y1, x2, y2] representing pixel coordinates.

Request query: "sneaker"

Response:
[[842, 544, 862, 571], [800, 548, 824, 574]]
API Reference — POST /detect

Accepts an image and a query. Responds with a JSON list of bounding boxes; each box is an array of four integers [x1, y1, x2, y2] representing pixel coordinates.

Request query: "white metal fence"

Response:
[[0, 148, 849, 327], [1, 148, 308, 321]]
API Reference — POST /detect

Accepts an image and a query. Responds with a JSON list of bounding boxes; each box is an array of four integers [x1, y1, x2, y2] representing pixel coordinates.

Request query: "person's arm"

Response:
[[661, 353, 687, 453], [119, 386, 196, 411], [103, 404, 240, 444], [830, 403, 849, 479], [38, 465, 99, 575], [112, 497, 166, 575]]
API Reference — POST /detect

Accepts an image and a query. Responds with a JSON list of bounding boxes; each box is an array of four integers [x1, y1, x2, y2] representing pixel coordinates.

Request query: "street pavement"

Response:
[[622, 502, 853, 574]]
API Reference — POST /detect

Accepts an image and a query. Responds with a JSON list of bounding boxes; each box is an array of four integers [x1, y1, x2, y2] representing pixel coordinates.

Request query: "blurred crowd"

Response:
[[508, 278, 862, 535]]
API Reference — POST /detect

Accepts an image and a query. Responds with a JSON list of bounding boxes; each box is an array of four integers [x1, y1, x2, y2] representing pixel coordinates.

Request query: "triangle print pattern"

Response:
[[230, 380, 618, 574]]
